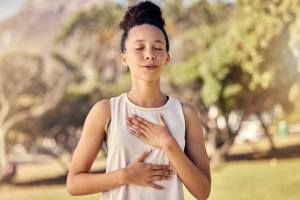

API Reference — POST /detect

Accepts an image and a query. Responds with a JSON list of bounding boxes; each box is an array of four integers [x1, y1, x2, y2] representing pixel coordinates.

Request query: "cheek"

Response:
[[156, 53, 168, 63], [127, 51, 142, 61]]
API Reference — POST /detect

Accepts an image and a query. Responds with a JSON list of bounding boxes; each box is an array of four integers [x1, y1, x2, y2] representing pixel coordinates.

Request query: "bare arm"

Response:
[[67, 99, 126, 195], [162, 103, 211, 200]]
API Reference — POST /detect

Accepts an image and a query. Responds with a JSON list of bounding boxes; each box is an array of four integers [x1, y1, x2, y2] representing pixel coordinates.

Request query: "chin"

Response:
[[139, 75, 160, 82]]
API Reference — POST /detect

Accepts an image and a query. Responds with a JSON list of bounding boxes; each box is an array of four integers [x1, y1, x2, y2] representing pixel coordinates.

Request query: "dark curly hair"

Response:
[[119, 1, 169, 53]]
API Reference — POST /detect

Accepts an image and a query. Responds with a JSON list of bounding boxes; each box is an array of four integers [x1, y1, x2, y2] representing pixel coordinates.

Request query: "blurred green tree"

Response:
[[49, 0, 300, 165], [0, 52, 68, 180], [167, 0, 300, 163]]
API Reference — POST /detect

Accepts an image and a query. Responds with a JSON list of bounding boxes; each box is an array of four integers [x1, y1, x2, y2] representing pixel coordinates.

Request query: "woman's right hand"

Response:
[[123, 149, 175, 190]]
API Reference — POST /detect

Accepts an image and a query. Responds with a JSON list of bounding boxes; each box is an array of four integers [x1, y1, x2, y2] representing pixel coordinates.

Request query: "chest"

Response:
[[107, 107, 186, 159]]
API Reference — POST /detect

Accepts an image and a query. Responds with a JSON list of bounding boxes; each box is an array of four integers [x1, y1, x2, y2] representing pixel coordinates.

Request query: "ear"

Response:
[[166, 53, 170, 64], [121, 53, 127, 66]]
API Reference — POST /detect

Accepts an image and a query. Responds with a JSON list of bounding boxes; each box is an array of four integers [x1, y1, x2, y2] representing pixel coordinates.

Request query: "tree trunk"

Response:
[[0, 129, 7, 180], [262, 123, 277, 155], [257, 113, 277, 155], [207, 118, 226, 167], [208, 113, 244, 167], [208, 130, 221, 164]]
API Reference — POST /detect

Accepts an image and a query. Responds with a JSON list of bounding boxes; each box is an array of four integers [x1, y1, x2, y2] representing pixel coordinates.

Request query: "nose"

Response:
[[145, 50, 156, 60], [146, 55, 155, 60]]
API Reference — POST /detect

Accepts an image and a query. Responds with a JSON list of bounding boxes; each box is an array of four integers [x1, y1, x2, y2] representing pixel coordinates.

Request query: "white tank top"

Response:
[[101, 92, 186, 200]]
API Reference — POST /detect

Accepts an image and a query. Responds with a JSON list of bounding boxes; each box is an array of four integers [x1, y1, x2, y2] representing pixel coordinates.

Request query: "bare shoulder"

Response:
[[180, 102, 201, 126], [89, 99, 111, 132], [181, 102, 198, 114], [91, 99, 110, 115], [180, 101, 206, 145], [78, 98, 111, 140]]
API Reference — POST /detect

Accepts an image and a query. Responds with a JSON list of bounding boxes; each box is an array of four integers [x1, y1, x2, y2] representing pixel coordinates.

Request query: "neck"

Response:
[[127, 79, 168, 108]]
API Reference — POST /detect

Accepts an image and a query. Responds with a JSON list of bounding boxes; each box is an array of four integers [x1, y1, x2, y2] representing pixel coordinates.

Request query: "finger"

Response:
[[151, 169, 175, 176], [150, 175, 173, 181], [127, 123, 148, 134], [129, 127, 147, 139], [148, 164, 172, 171], [128, 117, 150, 131], [128, 129, 145, 137], [136, 149, 152, 162], [148, 182, 165, 190], [158, 114, 167, 127], [130, 130, 148, 144], [132, 114, 153, 127]]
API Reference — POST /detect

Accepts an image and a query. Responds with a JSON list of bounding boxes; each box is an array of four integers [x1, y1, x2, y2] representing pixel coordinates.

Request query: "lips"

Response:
[[141, 64, 158, 70]]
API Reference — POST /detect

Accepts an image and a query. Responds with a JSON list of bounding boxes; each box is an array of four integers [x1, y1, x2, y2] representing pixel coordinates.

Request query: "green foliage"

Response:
[[55, 4, 122, 43], [168, 56, 199, 85], [55, 0, 300, 119], [109, 73, 132, 95], [171, 0, 300, 116]]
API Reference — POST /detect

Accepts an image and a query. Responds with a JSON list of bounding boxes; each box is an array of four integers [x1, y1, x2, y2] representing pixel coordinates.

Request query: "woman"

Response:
[[67, 1, 211, 200]]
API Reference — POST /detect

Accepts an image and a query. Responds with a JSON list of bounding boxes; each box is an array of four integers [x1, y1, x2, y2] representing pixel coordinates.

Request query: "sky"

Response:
[[0, 0, 235, 22], [0, 0, 25, 22]]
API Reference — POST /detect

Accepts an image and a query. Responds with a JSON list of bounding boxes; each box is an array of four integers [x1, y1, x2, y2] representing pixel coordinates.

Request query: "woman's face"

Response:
[[122, 24, 170, 82]]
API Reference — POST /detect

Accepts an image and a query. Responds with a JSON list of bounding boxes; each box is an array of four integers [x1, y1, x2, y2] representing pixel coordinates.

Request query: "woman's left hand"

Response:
[[126, 114, 175, 150]]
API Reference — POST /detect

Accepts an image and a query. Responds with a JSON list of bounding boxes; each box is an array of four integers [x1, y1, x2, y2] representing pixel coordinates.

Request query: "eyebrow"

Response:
[[132, 39, 164, 45]]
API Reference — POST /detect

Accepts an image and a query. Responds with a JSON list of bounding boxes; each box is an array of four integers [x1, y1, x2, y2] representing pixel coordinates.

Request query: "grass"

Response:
[[1, 157, 299, 200], [1, 135, 300, 200], [0, 184, 197, 200], [209, 158, 300, 200], [229, 134, 300, 155]]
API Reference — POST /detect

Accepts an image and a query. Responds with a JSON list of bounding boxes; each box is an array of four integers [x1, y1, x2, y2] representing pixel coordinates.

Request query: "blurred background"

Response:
[[0, 0, 300, 199]]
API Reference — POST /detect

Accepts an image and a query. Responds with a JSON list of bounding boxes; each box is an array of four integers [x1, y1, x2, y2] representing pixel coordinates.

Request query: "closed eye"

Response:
[[135, 47, 163, 50]]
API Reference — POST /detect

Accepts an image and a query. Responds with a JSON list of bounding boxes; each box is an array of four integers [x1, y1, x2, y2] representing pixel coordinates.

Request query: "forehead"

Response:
[[127, 24, 165, 44]]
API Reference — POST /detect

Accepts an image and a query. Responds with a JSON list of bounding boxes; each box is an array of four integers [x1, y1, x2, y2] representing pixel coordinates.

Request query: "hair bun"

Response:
[[119, 1, 165, 31]]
